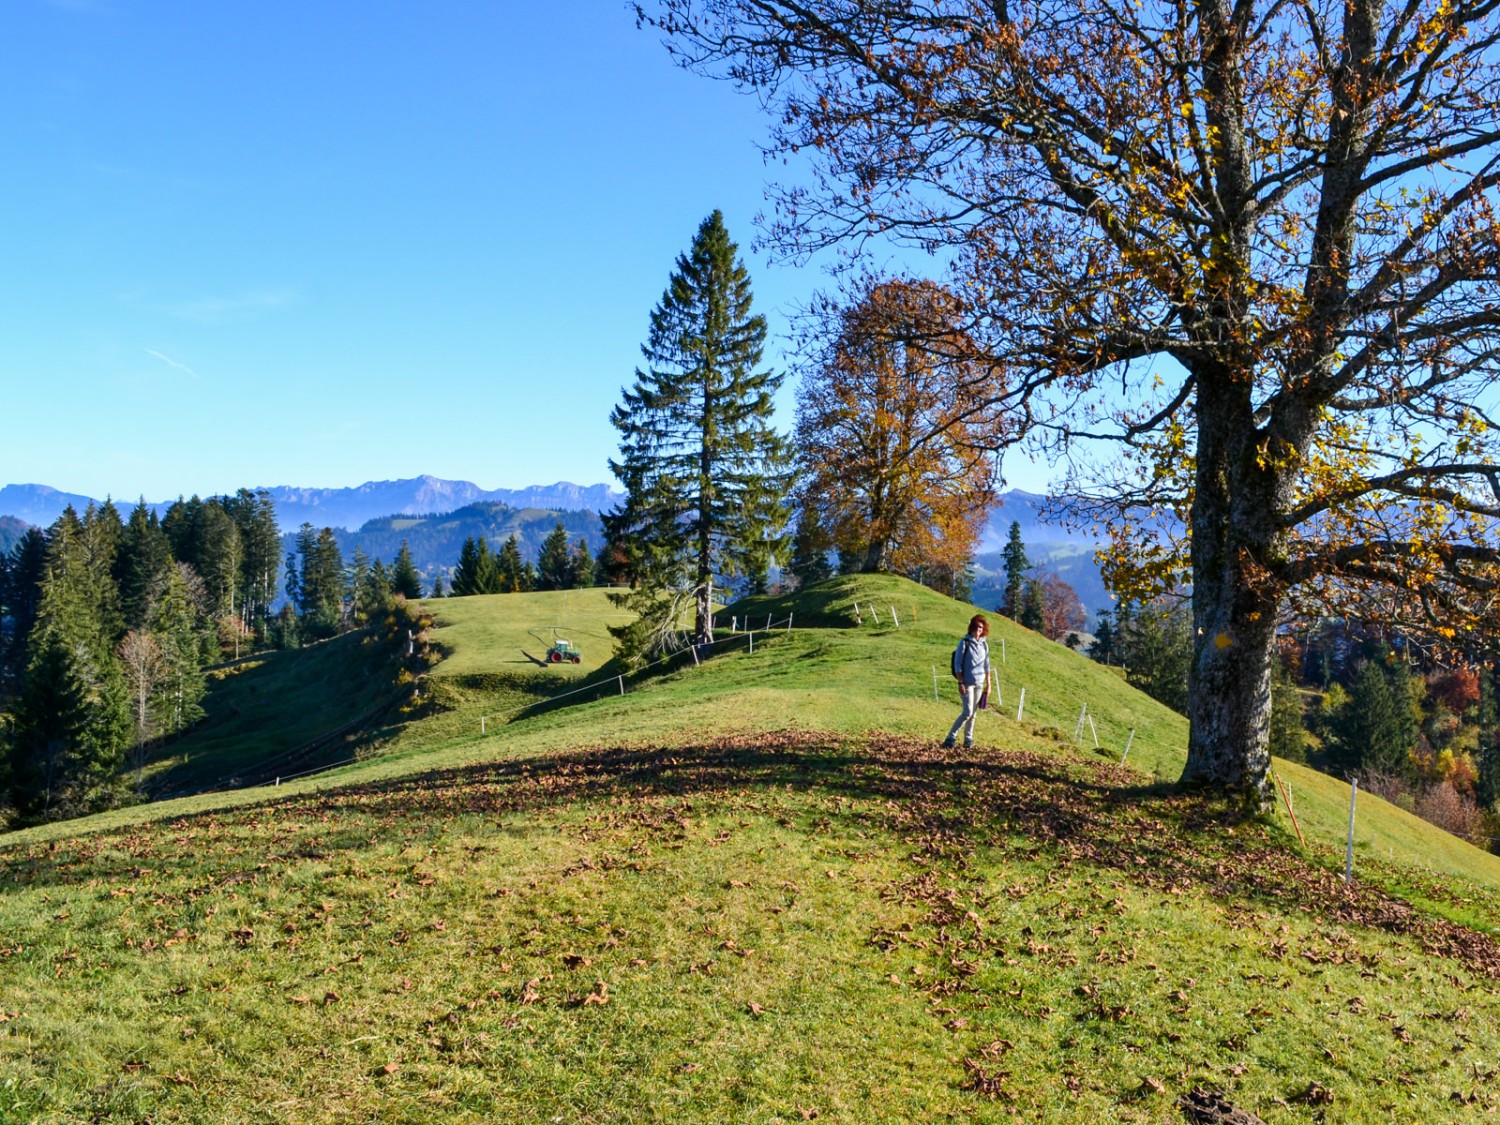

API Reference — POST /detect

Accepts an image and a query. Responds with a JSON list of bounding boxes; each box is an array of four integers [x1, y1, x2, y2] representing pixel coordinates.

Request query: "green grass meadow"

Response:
[[4, 575, 1500, 1122]]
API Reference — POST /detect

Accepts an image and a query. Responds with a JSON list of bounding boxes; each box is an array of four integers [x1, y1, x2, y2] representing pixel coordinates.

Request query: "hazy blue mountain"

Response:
[[0, 484, 102, 528], [0, 475, 1112, 609], [973, 491, 1111, 617], [315, 502, 604, 586], [0, 514, 31, 555], [0, 476, 621, 533], [263, 476, 620, 532]]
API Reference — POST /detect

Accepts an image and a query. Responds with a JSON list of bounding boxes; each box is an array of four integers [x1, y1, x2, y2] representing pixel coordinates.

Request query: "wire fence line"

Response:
[[476, 614, 798, 732], [183, 605, 1500, 874]]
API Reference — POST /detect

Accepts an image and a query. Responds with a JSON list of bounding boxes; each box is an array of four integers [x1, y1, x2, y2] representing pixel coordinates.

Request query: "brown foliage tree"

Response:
[[794, 277, 1003, 581], [1039, 573, 1087, 642], [1430, 668, 1481, 717], [643, 0, 1500, 806]]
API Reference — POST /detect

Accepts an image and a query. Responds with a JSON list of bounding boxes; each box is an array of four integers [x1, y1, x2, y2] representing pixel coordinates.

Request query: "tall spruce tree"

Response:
[[289, 524, 345, 637], [224, 489, 281, 642], [1019, 578, 1046, 632], [570, 536, 595, 590], [450, 537, 482, 596], [149, 563, 207, 737], [496, 535, 525, 593], [607, 210, 791, 650], [8, 508, 131, 820], [116, 500, 171, 632], [392, 540, 423, 600], [0, 528, 46, 692], [1000, 522, 1029, 621], [536, 523, 573, 591]]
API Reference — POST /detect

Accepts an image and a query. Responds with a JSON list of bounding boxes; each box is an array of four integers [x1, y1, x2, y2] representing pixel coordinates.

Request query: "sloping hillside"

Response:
[[2, 575, 1499, 1122]]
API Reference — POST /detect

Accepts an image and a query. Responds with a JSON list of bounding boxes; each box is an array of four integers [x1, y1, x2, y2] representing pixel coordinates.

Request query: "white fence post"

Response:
[[618, 675, 625, 696], [1016, 688, 1026, 722], [1120, 728, 1135, 764], [1345, 778, 1359, 885], [890, 606, 899, 627], [481, 716, 486, 735], [1001, 638, 1007, 665], [932, 666, 940, 702], [1073, 704, 1088, 744], [1088, 715, 1099, 749], [787, 613, 794, 633], [749, 632, 754, 655]]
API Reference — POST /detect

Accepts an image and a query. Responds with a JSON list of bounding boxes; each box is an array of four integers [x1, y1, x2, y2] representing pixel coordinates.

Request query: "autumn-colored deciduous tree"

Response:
[[1038, 573, 1087, 642], [643, 0, 1500, 805], [794, 277, 1002, 585]]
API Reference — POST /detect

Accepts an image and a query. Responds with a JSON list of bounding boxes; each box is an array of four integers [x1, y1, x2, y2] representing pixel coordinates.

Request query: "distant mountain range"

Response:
[[0, 477, 622, 534], [0, 514, 30, 556], [0, 476, 1109, 611]]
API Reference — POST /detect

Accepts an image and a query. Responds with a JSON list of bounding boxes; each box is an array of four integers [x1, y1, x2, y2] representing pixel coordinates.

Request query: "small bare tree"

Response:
[[117, 630, 164, 792]]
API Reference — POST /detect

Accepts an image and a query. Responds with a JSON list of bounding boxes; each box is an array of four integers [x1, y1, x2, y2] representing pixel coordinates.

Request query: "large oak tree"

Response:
[[642, 0, 1500, 803]]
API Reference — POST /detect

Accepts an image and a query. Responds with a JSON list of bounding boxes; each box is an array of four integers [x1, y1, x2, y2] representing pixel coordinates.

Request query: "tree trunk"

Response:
[[1181, 369, 1277, 806], [696, 575, 714, 646]]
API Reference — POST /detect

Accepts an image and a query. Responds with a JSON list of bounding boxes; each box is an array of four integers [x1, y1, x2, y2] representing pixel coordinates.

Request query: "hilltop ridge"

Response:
[[3, 575, 1499, 1122]]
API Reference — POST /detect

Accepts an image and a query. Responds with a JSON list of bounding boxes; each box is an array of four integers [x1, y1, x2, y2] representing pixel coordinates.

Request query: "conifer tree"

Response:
[[1477, 665, 1500, 812], [1088, 610, 1116, 666], [363, 559, 392, 612], [392, 540, 423, 600], [607, 210, 791, 650], [116, 500, 171, 632], [348, 548, 374, 622], [1020, 578, 1045, 632], [224, 489, 281, 641], [1001, 523, 1029, 621], [1267, 657, 1309, 765], [496, 535, 525, 594], [570, 537, 595, 590], [0, 528, 46, 692], [1329, 659, 1418, 779], [536, 523, 573, 591], [290, 525, 345, 637], [450, 537, 481, 596], [787, 503, 834, 588], [149, 564, 206, 736], [7, 509, 131, 820]]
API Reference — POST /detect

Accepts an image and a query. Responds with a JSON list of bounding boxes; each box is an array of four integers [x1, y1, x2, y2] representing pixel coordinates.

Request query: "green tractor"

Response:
[[545, 638, 582, 665]]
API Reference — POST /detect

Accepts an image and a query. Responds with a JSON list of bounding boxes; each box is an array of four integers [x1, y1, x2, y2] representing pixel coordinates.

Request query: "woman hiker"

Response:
[[942, 614, 991, 750]]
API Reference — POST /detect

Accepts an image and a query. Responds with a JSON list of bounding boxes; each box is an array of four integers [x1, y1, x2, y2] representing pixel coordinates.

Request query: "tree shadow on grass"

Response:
[[5, 730, 1499, 975]]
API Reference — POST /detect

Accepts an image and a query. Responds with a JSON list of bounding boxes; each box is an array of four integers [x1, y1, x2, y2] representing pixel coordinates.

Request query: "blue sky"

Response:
[[1, 0, 1051, 502]]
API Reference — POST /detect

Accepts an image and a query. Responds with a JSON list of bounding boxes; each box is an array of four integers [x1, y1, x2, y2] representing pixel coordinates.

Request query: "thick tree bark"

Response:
[[1182, 368, 1278, 805]]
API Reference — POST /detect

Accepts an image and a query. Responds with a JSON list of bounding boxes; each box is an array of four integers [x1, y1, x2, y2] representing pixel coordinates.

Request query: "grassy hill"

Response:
[[3, 575, 1500, 1122]]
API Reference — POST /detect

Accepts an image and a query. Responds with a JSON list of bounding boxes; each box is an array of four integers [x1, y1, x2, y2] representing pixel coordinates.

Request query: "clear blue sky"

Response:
[[1, 0, 1051, 502]]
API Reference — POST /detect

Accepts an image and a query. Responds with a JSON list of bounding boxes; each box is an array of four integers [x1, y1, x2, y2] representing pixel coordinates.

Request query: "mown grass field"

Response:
[[4, 575, 1500, 1122]]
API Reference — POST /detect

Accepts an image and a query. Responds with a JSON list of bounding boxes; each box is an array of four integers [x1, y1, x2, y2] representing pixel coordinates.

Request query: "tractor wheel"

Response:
[[549, 651, 561, 663], [571, 655, 581, 664]]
